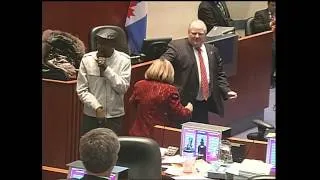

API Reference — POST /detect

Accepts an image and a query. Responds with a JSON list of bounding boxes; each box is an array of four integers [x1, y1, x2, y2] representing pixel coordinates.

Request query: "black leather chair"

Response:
[[140, 38, 172, 61], [89, 25, 129, 54], [247, 119, 275, 141], [117, 136, 162, 180], [245, 17, 255, 36]]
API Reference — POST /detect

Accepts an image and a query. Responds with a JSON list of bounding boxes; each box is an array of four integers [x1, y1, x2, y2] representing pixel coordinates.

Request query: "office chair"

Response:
[[89, 25, 129, 54], [117, 136, 162, 180], [245, 17, 255, 36], [247, 119, 275, 141], [248, 175, 276, 179]]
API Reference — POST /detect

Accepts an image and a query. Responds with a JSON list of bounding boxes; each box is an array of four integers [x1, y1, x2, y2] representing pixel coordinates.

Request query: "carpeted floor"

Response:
[[234, 87, 275, 139]]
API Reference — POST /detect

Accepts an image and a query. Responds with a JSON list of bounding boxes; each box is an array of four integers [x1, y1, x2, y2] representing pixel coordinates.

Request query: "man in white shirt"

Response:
[[76, 29, 131, 135]]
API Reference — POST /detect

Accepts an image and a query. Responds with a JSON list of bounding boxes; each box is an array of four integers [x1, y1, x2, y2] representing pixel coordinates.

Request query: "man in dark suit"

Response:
[[252, 1, 276, 34], [198, 1, 234, 33], [253, 1, 276, 88], [161, 19, 237, 125]]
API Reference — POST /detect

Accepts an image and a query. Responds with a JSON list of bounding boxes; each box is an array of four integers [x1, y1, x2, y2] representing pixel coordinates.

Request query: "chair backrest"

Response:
[[117, 136, 161, 180], [89, 25, 129, 54], [245, 17, 255, 36]]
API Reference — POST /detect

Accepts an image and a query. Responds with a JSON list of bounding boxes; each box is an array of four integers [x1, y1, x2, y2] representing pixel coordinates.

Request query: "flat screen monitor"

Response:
[[140, 37, 172, 61], [205, 34, 238, 77], [180, 122, 222, 163], [68, 167, 117, 180], [66, 160, 128, 180], [266, 137, 276, 173]]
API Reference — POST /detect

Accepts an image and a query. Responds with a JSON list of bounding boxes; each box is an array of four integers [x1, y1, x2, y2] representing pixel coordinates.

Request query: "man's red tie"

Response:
[[196, 48, 209, 100]]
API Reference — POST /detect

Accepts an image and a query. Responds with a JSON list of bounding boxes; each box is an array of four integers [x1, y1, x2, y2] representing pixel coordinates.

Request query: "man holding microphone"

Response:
[[76, 29, 131, 135]]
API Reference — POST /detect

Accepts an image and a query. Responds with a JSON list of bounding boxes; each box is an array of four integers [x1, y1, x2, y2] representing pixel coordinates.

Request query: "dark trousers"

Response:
[[191, 100, 209, 124], [81, 114, 123, 136]]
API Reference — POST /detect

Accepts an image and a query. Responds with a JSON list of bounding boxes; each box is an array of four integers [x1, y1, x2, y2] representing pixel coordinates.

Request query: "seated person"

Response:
[[128, 58, 193, 137], [252, 1, 276, 34], [198, 1, 234, 33], [74, 128, 120, 180], [253, 1, 276, 88]]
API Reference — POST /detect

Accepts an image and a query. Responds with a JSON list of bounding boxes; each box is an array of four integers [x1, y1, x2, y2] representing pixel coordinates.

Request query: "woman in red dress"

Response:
[[129, 58, 193, 138]]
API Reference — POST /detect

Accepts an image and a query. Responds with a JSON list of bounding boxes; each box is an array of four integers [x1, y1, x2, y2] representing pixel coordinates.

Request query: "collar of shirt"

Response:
[[193, 44, 206, 53]]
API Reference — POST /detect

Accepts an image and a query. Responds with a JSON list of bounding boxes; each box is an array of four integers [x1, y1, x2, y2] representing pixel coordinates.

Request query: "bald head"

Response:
[[187, 19, 207, 48]]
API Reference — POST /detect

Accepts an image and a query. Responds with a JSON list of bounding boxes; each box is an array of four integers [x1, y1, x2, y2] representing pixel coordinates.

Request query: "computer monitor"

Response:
[[205, 34, 238, 77], [66, 160, 129, 180], [68, 167, 117, 180], [265, 137, 276, 173], [180, 122, 222, 163], [140, 37, 172, 61]]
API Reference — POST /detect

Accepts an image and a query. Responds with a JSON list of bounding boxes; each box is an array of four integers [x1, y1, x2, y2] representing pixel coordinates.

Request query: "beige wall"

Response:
[[226, 1, 267, 19], [146, 1, 268, 39]]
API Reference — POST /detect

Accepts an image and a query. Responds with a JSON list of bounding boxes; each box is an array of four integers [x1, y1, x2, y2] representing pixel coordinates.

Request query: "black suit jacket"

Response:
[[198, 1, 233, 32], [252, 8, 272, 34], [161, 38, 231, 117]]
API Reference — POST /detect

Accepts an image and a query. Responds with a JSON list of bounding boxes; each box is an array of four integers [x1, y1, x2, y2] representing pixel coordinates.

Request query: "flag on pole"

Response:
[[125, 1, 147, 55]]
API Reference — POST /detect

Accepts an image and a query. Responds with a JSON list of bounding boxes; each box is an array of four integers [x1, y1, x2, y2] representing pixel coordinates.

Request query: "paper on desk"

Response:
[[164, 165, 183, 176], [194, 159, 212, 173], [265, 132, 276, 138], [239, 159, 272, 175], [162, 155, 185, 164], [160, 147, 167, 157], [225, 162, 241, 175], [172, 175, 210, 179]]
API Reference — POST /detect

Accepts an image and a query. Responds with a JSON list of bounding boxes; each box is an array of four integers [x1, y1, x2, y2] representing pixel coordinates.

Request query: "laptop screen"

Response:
[[68, 167, 117, 180], [180, 123, 222, 163], [265, 137, 276, 172]]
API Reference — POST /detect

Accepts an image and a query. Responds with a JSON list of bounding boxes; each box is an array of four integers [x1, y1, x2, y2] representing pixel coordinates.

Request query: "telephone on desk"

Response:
[[165, 146, 179, 156]]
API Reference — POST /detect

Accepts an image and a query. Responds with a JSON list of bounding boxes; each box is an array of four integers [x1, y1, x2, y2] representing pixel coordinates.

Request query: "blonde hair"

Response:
[[145, 58, 174, 84]]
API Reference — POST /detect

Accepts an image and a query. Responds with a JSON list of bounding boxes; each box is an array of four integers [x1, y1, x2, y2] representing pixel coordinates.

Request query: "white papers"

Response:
[[162, 155, 185, 164], [239, 159, 272, 177], [172, 175, 210, 180], [194, 159, 212, 174], [164, 166, 183, 176], [265, 133, 276, 138], [225, 162, 241, 175], [160, 147, 167, 157]]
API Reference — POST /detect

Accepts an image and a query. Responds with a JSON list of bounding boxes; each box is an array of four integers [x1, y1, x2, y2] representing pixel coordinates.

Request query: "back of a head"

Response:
[[144, 58, 174, 84], [79, 128, 120, 175]]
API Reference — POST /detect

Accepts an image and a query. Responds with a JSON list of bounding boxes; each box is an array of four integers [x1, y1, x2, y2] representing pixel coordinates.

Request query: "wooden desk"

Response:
[[42, 79, 82, 169]]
